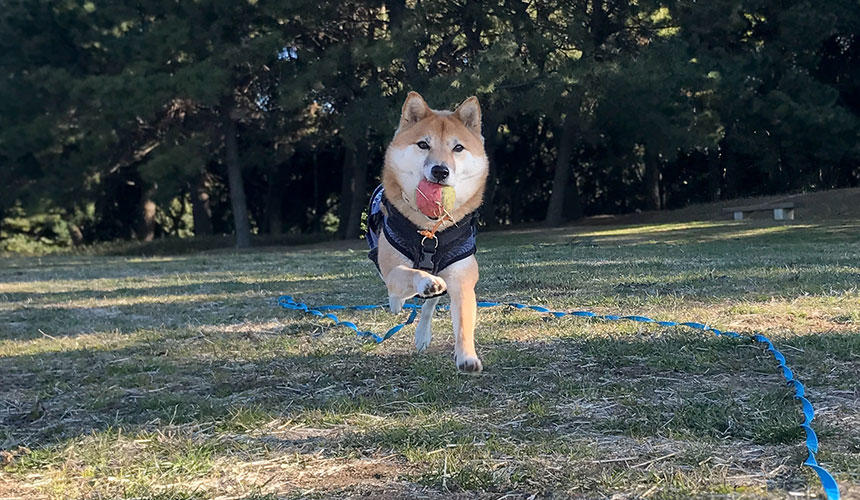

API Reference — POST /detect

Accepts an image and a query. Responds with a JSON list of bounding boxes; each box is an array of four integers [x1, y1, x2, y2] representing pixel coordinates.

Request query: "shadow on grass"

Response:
[[2, 221, 856, 495], [5, 316, 857, 497], [0, 278, 342, 306], [5, 327, 850, 454], [499, 261, 860, 300], [4, 244, 857, 343], [0, 242, 359, 285], [0, 278, 361, 341]]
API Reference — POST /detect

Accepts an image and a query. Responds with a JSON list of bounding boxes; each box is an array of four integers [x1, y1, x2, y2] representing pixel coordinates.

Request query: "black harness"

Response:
[[366, 185, 477, 276]]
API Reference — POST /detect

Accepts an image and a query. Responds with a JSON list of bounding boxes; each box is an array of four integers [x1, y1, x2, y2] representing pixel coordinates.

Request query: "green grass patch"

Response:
[[1, 220, 857, 498]]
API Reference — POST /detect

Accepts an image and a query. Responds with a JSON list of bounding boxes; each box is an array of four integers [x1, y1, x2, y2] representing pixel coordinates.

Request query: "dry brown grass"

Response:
[[1, 220, 858, 499]]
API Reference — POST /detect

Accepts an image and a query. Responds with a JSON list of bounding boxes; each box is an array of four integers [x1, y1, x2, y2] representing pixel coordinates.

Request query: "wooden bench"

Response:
[[722, 202, 795, 221]]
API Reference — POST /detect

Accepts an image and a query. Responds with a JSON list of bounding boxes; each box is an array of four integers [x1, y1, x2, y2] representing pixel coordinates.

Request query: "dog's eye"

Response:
[[452, 144, 464, 153], [416, 141, 430, 150]]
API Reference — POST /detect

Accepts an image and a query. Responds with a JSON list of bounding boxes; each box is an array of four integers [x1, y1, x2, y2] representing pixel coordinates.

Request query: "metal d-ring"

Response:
[[421, 235, 439, 249]]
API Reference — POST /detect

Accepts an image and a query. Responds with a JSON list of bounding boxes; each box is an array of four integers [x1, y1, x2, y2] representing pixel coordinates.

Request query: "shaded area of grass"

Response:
[[1, 220, 858, 498]]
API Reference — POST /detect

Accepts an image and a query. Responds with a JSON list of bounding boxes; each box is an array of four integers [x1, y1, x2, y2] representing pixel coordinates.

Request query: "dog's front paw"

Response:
[[389, 295, 405, 314], [415, 327, 431, 352], [415, 275, 447, 298], [456, 355, 483, 373]]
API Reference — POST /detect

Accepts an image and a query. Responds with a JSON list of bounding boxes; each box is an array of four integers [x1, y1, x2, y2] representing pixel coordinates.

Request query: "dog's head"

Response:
[[383, 92, 489, 220]]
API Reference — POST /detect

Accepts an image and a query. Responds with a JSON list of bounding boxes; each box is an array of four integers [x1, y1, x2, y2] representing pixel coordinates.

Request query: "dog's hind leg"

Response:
[[415, 296, 440, 352]]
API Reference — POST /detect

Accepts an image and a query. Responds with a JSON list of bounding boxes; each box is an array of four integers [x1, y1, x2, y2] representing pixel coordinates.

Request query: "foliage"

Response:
[[0, 208, 73, 254], [1, 0, 858, 249]]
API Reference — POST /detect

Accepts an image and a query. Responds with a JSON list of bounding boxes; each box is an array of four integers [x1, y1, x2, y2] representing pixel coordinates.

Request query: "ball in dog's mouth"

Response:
[[415, 179, 455, 219]]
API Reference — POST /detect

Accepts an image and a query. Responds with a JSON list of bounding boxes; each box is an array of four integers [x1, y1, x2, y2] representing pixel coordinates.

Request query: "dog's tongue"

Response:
[[416, 179, 455, 218]]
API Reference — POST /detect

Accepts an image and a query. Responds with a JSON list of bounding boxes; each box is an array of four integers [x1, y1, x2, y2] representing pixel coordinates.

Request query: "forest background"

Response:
[[1, 0, 858, 252]]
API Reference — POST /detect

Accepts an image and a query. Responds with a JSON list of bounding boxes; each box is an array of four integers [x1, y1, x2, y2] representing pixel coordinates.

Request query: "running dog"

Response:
[[366, 92, 489, 372]]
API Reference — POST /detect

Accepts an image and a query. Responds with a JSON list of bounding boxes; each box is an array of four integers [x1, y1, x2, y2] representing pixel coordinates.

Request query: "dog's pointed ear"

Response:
[[400, 91, 430, 128], [454, 96, 481, 135]]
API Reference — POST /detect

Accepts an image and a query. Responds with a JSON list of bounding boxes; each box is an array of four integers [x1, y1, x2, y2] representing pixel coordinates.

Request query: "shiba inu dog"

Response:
[[366, 92, 489, 372]]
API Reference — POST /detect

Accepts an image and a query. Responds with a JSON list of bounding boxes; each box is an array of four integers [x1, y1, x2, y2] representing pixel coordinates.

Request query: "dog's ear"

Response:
[[454, 96, 481, 135], [400, 91, 430, 128]]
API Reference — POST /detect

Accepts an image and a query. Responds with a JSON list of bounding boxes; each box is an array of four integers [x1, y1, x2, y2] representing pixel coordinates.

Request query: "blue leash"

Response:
[[278, 295, 420, 343], [277, 294, 840, 499]]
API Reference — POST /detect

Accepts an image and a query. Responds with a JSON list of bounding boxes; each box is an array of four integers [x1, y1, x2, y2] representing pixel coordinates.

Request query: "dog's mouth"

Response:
[[423, 177, 449, 187], [415, 179, 456, 219]]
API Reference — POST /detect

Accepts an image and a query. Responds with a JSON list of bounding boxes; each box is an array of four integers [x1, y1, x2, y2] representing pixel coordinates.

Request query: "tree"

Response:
[[3, 0, 858, 251]]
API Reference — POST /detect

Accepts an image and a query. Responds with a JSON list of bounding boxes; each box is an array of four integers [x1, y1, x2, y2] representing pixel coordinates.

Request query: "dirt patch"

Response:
[[214, 454, 417, 498]]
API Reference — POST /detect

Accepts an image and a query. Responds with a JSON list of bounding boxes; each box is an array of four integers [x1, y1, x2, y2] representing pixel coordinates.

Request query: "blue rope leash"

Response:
[[278, 295, 420, 343], [276, 294, 840, 499]]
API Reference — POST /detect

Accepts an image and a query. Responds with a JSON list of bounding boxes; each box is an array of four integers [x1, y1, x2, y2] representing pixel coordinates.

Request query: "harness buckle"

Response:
[[416, 236, 438, 271]]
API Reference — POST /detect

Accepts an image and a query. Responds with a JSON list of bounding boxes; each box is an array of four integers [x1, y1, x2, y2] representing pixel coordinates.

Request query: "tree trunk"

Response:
[[266, 168, 283, 235], [191, 171, 213, 236], [169, 188, 188, 236], [545, 115, 577, 226], [707, 150, 722, 202], [482, 168, 498, 228], [723, 146, 740, 199], [563, 176, 584, 221], [312, 152, 321, 233], [337, 147, 355, 239], [590, 0, 610, 53], [644, 150, 662, 210], [386, 0, 425, 89], [139, 197, 156, 242], [343, 145, 368, 240], [222, 104, 251, 248], [481, 114, 499, 228], [68, 223, 84, 246]]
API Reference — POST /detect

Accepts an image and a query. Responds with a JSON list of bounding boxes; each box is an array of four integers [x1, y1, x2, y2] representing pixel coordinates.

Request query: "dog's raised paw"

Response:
[[416, 275, 447, 298], [457, 355, 483, 373]]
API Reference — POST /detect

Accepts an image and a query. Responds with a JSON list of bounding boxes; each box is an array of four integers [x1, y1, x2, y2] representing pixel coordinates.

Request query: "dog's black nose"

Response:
[[431, 165, 449, 182]]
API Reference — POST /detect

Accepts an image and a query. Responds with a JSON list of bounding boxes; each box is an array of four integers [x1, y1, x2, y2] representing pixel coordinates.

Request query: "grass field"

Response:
[[1, 220, 859, 499]]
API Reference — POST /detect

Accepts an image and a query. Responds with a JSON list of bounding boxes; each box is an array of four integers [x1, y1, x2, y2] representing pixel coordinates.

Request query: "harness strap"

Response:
[[415, 214, 452, 272], [372, 190, 476, 275]]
